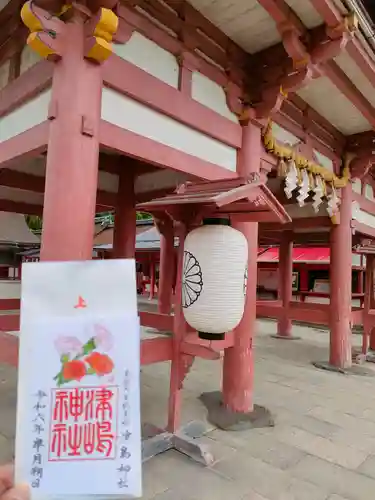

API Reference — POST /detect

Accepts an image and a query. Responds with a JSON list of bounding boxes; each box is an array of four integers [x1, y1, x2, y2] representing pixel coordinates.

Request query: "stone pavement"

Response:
[[2, 320, 375, 499]]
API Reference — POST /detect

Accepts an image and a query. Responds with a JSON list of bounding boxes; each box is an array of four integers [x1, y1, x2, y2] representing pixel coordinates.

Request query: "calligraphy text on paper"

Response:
[[49, 386, 118, 461]]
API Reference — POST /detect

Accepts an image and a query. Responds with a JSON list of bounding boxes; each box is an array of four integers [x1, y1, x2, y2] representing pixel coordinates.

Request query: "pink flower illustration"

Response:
[[94, 324, 113, 351], [54, 336, 83, 357]]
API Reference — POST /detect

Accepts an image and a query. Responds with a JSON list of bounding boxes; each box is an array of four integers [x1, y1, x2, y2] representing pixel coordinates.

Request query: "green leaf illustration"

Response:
[[82, 338, 96, 356]]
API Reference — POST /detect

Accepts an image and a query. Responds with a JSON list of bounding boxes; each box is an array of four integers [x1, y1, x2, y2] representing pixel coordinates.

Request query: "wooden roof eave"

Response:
[[136, 177, 292, 225]]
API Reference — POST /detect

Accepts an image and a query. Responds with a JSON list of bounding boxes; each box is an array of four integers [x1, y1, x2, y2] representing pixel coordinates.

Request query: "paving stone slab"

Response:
[[1, 320, 375, 500], [290, 455, 375, 500]]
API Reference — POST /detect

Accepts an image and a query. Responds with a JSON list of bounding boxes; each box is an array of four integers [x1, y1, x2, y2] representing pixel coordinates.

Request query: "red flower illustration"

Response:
[[62, 360, 86, 381], [86, 352, 114, 376]]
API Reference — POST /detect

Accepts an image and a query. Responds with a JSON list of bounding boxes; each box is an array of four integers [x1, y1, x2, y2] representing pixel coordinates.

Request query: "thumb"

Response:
[[2, 483, 30, 500]]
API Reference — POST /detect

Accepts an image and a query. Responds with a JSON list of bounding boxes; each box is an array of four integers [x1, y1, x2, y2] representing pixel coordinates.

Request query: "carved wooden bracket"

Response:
[[112, 17, 134, 44], [84, 7, 119, 63], [154, 214, 174, 237], [281, 28, 308, 64], [280, 14, 357, 73], [177, 50, 196, 71], [254, 87, 286, 120], [21, 0, 119, 63], [224, 81, 244, 116], [253, 66, 313, 119], [21, 1, 65, 60], [350, 154, 375, 180], [326, 13, 358, 40]]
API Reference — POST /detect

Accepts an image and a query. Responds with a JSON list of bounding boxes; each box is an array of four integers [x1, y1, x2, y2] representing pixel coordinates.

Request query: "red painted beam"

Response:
[[0, 299, 20, 311], [310, 0, 375, 89], [348, 130, 375, 149], [0, 28, 27, 67], [323, 61, 375, 128], [262, 217, 332, 232], [99, 121, 238, 181], [0, 60, 53, 118], [308, 0, 342, 28], [0, 315, 20, 332], [354, 221, 375, 239], [352, 193, 375, 215], [0, 170, 117, 208], [284, 94, 345, 148], [140, 337, 173, 364], [257, 0, 306, 35], [102, 55, 242, 149], [139, 311, 173, 331], [0, 200, 43, 216], [0, 199, 110, 216], [346, 38, 375, 89], [0, 170, 44, 191], [256, 0, 375, 129], [96, 190, 116, 208], [0, 122, 49, 169]]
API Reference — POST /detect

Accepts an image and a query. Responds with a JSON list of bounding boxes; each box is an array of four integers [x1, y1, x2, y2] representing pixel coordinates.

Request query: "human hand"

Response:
[[0, 465, 29, 500]]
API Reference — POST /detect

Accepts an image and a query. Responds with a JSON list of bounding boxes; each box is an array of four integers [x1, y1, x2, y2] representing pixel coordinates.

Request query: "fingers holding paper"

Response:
[[0, 465, 29, 500]]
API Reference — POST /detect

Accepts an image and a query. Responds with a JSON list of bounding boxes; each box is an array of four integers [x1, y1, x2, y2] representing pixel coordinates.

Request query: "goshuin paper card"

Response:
[[15, 260, 142, 499]]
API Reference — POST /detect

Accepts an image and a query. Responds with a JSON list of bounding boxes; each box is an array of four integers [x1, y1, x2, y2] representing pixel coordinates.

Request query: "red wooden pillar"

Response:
[[275, 231, 297, 339], [363, 255, 375, 352], [358, 269, 364, 294], [158, 219, 174, 314], [222, 120, 261, 413], [167, 224, 188, 432], [363, 255, 375, 353], [299, 265, 308, 303], [40, 20, 102, 261], [113, 168, 136, 259], [149, 260, 155, 300], [357, 266, 364, 307], [329, 183, 353, 368]]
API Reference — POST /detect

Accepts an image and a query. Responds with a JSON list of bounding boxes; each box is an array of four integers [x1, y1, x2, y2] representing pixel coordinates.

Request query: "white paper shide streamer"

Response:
[[284, 160, 298, 199], [296, 169, 310, 207], [182, 223, 248, 340], [312, 175, 324, 213], [326, 186, 340, 217]]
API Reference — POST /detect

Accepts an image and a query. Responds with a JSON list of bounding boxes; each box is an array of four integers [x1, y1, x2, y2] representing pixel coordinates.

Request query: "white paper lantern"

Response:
[[182, 220, 248, 340]]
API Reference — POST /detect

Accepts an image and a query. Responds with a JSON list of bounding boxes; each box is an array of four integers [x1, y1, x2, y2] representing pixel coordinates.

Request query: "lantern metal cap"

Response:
[[202, 218, 230, 226], [136, 176, 291, 225], [198, 332, 225, 341]]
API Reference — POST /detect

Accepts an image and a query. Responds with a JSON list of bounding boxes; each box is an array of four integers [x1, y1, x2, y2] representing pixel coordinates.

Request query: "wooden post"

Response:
[[363, 255, 375, 352], [149, 260, 155, 300], [222, 120, 261, 413], [167, 224, 188, 432], [329, 183, 353, 368], [40, 20, 102, 261], [275, 231, 297, 339], [363, 255, 375, 353], [358, 269, 364, 294], [113, 168, 136, 259], [299, 264, 308, 302], [158, 218, 174, 314]]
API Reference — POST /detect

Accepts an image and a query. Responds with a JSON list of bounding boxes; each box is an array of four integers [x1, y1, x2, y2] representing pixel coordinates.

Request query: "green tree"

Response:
[[25, 212, 152, 231], [25, 215, 43, 231]]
